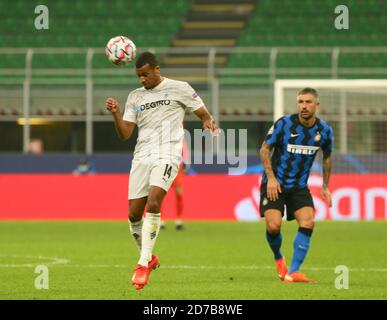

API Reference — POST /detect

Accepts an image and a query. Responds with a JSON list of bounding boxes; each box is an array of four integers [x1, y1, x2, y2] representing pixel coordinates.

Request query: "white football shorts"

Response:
[[128, 156, 179, 199]]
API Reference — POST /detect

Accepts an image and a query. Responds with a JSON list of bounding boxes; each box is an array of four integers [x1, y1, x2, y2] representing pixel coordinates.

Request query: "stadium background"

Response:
[[1, 0, 387, 301], [0, 0, 386, 221]]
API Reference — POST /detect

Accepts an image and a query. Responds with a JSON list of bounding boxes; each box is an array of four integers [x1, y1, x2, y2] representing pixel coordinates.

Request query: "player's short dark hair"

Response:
[[298, 87, 319, 99], [135, 52, 159, 68]]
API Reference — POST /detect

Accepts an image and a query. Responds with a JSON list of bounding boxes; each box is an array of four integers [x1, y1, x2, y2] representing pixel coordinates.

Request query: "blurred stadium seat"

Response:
[[0, 0, 386, 153]]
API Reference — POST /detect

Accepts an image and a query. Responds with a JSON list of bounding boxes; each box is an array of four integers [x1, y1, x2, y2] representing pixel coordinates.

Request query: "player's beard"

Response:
[[300, 111, 313, 120]]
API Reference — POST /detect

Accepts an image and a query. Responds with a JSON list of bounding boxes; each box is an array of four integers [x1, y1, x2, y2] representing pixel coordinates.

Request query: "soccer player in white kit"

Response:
[[105, 52, 218, 290]]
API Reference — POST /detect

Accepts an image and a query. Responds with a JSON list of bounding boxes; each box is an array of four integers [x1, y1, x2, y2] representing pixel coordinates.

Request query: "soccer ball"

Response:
[[105, 36, 136, 66]]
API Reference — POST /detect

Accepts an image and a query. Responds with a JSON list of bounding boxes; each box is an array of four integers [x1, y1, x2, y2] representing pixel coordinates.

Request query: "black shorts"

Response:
[[260, 184, 314, 221]]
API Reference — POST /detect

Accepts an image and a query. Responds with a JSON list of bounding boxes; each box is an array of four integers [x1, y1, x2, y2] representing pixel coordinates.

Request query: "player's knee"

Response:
[[146, 199, 161, 213], [266, 222, 281, 235], [175, 187, 182, 195], [300, 219, 314, 230], [129, 213, 142, 222]]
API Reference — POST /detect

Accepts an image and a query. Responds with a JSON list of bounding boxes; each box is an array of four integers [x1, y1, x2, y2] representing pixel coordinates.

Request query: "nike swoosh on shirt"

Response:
[[290, 133, 299, 137]]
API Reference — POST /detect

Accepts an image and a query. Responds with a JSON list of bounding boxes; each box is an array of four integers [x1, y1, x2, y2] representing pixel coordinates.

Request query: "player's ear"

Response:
[[316, 100, 321, 109]]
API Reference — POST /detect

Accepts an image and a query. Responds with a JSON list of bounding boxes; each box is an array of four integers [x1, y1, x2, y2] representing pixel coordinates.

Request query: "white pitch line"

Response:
[[0, 255, 386, 273], [0, 254, 69, 268], [56, 264, 387, 272]]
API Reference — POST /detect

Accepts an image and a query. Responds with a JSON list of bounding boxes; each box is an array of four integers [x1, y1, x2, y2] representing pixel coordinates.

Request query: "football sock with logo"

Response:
[[288, 227, 313, 274], [266, 230, 283, 260], [138, 213, 161, 267], [128, 218, 143, 252]]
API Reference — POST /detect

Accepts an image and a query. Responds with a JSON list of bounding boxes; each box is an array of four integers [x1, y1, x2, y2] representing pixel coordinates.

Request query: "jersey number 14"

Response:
[[163, 164, 173, 180]]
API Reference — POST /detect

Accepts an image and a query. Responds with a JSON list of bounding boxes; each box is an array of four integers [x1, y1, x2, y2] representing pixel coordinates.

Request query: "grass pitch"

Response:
[[0, 221, 386, 300]]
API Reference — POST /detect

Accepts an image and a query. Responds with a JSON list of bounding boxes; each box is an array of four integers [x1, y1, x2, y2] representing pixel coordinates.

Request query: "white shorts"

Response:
[[128, 156, 180, 199]]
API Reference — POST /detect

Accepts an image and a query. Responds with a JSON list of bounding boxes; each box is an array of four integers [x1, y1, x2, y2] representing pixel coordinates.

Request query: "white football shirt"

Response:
[[123, 77, 203, 160]]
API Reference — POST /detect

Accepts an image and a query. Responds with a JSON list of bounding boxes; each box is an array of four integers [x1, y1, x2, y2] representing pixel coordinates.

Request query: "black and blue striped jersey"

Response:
[[262, 114, 333, 189]]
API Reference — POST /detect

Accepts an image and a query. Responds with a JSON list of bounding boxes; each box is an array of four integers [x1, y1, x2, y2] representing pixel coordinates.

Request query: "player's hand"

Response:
[[267, 177, 281, 202], [105, 98, 119, 113], [203, 118, 219, 136], [321, 186, 332, 207]]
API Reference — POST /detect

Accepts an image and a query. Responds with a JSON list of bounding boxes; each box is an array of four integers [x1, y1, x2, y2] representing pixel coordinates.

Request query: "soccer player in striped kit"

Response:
[[259, 87, 333, 283]]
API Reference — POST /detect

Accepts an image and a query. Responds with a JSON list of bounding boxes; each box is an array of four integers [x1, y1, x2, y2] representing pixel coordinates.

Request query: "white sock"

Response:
[[129, 218, 143, 252], [138, 212, 161, 266]]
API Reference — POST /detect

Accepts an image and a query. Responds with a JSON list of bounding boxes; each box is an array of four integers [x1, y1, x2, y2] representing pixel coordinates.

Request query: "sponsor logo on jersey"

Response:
[[287, 144, 320, 155], [136, 100, 171, 112]]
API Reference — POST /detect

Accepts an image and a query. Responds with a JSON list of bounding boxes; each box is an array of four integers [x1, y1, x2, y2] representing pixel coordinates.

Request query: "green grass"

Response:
[[0, 221, 386, 300]]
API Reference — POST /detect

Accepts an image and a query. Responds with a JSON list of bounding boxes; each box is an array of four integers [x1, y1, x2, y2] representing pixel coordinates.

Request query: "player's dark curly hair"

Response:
[[135, 52, 159, 68]]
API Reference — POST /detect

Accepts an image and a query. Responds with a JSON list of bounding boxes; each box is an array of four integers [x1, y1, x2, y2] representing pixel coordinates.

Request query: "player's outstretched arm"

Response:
[[260, 142, 281, 201], [193, 106, 219, 134], [105, 98, 136, 141], [321, 150, 332, 207]]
